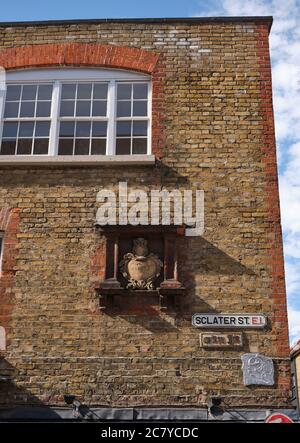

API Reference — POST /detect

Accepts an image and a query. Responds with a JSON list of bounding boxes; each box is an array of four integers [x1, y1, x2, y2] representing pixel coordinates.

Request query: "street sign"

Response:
[[265, 413, 294, 423], [192, 314, 267, 328]]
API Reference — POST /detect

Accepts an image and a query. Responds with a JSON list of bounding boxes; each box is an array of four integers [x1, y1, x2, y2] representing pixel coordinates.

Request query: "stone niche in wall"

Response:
[[95, 224, 185, 311]]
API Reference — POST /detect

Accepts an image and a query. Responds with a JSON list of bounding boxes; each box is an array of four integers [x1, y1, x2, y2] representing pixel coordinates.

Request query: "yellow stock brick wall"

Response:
[[0, 18, 291, 409]]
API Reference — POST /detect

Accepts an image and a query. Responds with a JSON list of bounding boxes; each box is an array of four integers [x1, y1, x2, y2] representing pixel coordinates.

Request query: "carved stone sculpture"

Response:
[[119, 238, 163, 290], [241, 353, 274, 386]]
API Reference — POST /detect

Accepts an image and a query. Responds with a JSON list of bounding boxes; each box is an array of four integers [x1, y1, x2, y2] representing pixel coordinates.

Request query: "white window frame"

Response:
[[0, 68, 152, 157]]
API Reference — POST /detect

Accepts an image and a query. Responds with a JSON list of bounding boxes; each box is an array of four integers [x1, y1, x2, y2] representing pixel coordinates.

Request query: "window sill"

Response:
[[0, 155, 156, 166]]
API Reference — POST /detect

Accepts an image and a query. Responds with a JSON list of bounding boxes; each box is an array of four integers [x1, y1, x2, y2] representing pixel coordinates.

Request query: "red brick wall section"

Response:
[[151, 57, 166, 160], [0, 43, 159, 74], [0, 43, 164, 158], [255, 25, 290, 363], [0, 208, 20, 348]]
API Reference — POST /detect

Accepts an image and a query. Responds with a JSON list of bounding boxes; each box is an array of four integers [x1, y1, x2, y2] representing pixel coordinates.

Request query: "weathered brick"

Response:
[[0, 18, 291, 410]]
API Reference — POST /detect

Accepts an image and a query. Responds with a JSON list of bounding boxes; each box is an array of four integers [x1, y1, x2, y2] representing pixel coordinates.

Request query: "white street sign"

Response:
[[192, 314, 267, 328]]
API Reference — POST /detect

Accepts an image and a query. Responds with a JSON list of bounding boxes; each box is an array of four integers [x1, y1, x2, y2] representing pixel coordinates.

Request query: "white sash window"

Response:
[[0, 69, 151, 157]]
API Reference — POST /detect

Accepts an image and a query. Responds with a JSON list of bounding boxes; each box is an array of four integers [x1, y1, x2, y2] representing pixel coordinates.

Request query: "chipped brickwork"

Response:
[[0, 18, 291, 410]]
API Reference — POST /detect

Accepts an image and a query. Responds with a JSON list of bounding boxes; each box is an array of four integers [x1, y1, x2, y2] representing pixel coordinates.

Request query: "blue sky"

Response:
[[0, 0, 299, 345], [0, 0, 202, 21]]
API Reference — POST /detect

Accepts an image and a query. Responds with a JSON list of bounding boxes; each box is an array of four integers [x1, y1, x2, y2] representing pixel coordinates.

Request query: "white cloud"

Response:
[[194, 0, 267, 16], [280, 180, 300, 234], [288, 308, 300, 345], [194, 0, 300, 344], [273, 63, 300, 93], [285, 261, 300, 299]]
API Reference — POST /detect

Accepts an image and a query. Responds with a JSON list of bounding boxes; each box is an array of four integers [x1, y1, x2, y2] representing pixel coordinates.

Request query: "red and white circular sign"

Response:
[[265, 413, 294, 423]]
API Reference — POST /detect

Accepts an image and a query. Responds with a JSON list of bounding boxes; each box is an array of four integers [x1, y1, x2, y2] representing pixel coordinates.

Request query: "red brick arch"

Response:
[[0, 43, 159, 73], [0, 43, 165, 158]]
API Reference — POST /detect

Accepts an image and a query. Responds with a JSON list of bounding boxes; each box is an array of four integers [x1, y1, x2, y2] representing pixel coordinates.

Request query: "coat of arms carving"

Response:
[[119, 238, 163, 290]]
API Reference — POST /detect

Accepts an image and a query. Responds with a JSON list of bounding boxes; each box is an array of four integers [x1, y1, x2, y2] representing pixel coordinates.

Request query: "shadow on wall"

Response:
[[0, 357, 135, 421], [181, 236, 256, 278], [0, 161, 189, 188], [179, 236, 256, 313], [0, 357, 62, 420]]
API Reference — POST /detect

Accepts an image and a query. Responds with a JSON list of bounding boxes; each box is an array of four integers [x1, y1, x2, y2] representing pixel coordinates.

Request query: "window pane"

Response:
[[35, 121, 50, 137], [58, 139, 73, 155], [93, 83, 108, 99], [38, 85, 53, 100], [116, 138, 131, 155], [22, 85, 37, 100], [77, 83, 92, 99], [36, 101, 51, 117], [92, 101, 107, 117], [6, 85, 21, 101], [133, 121, 147, 136], [59, 122, 75, 137], [0, 140, 16, 155], [92, 122, 107, 137], [20, 101, 35, 117], [133, 83, 148, 99], [19, 121, 34, 137], [60, 101, 75, 117], [76, 101, 91, 117], [117, 101, 131, 117], [61, 84, 76, 99], [117, 84, 131, 100], [76, 121, 91, 137], [91, 139, 106, 155], [133, 101, 147, 116], [33, 139, 49, 155], [4, 102, 19, 118], [17, 139, 32, 155], [74, 139, 89, 155], [116, 121, 131, 137], [2, 122, 18, 138], [132, 138, 147, 154]]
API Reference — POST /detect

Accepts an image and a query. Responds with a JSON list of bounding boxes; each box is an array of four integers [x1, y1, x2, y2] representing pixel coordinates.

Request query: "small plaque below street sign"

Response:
[[200, 332, 243, 348]]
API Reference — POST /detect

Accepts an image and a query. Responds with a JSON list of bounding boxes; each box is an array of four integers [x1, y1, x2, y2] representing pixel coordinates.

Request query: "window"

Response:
[[291, 371, 297, 401], [0, 231, 4, 274], [0, 69, 151, 157], [2, 84, 52, 155], [58, 82, 108, 156], [116, 83, 148, 155]]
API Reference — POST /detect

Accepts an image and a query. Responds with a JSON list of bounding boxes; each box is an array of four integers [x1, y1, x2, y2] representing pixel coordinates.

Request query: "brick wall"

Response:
[[0, 18, 291, 409]]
